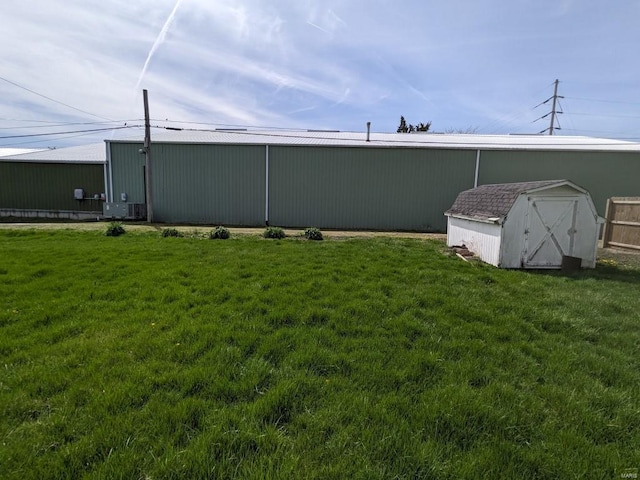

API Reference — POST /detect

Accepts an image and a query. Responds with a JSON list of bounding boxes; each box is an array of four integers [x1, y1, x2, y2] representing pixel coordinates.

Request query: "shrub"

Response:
[[263, 226, 285, 239], [304, 227, 323, 241], [209, 226, 230, 240], [105, 222, 125, 237], [161, 228, 183, 238]]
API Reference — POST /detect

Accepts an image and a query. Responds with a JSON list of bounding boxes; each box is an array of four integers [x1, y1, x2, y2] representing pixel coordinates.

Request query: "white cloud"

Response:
[[1, 0, 640, 146]]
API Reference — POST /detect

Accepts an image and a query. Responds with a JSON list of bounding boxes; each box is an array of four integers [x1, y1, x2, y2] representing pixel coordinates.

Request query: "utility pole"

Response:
[[535, 79, 563, 135], [143, 89, 153, 223], [548, 79, 560, 136]]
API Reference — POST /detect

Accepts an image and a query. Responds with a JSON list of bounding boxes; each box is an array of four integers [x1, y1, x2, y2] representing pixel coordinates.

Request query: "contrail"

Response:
[[373, 54, 435, 108], [111, 0, 182, 141], [307, 21, 330, 34], [135, 0, 183, 91]]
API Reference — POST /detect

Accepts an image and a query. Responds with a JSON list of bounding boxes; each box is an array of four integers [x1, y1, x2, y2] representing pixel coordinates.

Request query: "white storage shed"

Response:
[[445, 180, 604, 269]]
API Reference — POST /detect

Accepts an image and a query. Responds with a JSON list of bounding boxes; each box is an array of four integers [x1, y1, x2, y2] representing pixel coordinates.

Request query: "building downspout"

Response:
[[265, 145, 269, 225], [103, 143, 109, 203], [474, 149, 481, 188], [106, 141, 114, 202]]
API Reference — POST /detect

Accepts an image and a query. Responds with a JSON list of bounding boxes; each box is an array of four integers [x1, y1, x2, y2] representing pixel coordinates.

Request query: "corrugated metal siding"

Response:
[[478, 150, 640, 217], [109, 143, 147, 204], [269, 146, 476, 231], [0, 162, 104, 211], [152, 144, 265, 225]]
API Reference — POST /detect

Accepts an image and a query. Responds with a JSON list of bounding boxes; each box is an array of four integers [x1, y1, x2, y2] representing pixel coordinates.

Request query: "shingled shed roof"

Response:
[[445, 180, 577, 222]]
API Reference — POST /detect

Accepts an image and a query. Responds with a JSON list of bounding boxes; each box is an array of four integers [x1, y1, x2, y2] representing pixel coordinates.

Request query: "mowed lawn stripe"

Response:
[[0, 229, 639, 479]]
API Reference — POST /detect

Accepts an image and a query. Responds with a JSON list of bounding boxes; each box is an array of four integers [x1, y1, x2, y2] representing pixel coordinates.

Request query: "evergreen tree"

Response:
[[397, 116, 409, 133], [397, 116, 431, 133]]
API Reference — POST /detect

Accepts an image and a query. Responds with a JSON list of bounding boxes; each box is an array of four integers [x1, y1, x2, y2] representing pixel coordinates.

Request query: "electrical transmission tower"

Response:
[[534, 79, 563, 135]]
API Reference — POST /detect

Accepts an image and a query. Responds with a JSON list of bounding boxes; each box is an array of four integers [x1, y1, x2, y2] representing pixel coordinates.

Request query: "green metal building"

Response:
[[0, 144, 106, 220], [105, 131, 640, 231]]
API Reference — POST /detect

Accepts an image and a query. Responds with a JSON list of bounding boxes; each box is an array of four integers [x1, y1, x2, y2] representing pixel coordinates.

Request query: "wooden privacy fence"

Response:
[[603, 197, 640, 251]]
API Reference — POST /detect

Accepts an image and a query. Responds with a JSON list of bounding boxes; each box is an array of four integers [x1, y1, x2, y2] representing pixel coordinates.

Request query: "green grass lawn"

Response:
[[1, 229, 639, 479]]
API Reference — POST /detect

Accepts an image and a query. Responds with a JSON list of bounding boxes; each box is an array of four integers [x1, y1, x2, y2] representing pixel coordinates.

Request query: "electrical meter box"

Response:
[[74, 188, 85, 200], [102, 203, 147, 220], [103, 203, 128, 218]]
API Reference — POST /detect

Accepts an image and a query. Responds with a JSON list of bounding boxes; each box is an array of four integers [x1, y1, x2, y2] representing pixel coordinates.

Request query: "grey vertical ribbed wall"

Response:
[[150, 144, 265, 225], [0, 162, 104, 211], [268, 146, 476, 231], [108, 141, 639, 231], [478, 150, 640, 217], [109, 143, 147, 204]]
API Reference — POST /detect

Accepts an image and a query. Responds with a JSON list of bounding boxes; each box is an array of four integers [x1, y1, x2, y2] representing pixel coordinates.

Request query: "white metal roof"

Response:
[[0, 148, 46, 157], [110, 129, 640, 152], [3, 132, 639, 164], [0, 143, 105, 163]]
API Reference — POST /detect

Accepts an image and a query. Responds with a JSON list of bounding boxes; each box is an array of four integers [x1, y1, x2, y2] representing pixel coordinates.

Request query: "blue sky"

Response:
[[1, 0, 639, 148]]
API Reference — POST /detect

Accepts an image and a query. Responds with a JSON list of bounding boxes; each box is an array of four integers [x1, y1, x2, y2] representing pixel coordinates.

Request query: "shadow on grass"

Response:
[[529, 264, 640, 284]]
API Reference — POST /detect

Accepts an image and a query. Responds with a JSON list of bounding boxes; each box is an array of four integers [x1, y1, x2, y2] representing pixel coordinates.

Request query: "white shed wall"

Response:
[[499, 199, 526, 268], [568, 195, 600, 267], [447, 217, 502, 266]]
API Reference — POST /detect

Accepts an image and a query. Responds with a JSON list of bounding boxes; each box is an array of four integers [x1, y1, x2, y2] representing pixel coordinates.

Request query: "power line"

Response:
[[564, 96, 640, 106], [0, 125, 138, 140], [0, 75, 114, 121], [0, 118, 88, 124], [560, 94, 640, 137], [486, 110, 534, 135], [565, 112, 640, 119], [481, 82, 558, 134], [0, 129, 120, 147], [0, 120, 136, 130], [562, 127, 638, 136], [150, 118, 310, 132], [557, 99, 578, 135]]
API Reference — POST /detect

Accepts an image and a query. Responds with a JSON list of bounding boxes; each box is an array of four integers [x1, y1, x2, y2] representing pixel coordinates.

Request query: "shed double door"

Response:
[[523, 196, 579, 268]]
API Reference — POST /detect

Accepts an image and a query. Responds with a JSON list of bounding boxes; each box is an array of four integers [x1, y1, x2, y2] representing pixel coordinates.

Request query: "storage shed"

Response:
[[445, 180, 604, 269]]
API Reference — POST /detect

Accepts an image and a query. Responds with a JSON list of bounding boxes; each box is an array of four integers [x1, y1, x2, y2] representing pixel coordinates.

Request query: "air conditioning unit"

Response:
[[127, 203, 147, 220], [103, 203, 147, 220]]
